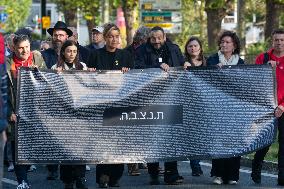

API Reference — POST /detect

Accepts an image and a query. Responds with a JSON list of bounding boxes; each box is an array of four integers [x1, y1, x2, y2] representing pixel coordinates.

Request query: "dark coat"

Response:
[[41, 48, 57, 69], [207, 53, 245, 66], [0, 63, 7, 132], [42, 44, 91, 69], [134, 40, 184, 69], [87, 47, 134, 70]]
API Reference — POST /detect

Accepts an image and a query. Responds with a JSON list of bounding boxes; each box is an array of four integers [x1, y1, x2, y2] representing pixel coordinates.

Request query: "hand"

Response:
[[160, 63, 170, 72], [10, 113, 17, 122], [2, 131, 7, 143], [88, 68, 96, 72], [121, 67, 130, 73], [268, 60, 278, 68], [217, 63, 223, 68], [56, 67, 63, 72], [184, 62, 191, 69], [275, 105, 284, 118], [31, 64, 38, 69]]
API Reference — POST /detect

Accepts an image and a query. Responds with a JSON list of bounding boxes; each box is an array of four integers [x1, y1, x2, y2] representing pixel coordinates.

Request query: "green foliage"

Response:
[[0, 0, 32, 33], [244, 0, 265, 23], [246, 40, 270, 55], [51, 0, 101, 25], [175, 0, 207, 53]]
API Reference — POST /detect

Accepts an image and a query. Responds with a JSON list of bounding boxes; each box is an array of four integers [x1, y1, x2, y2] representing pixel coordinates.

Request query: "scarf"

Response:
[[218, 50, 239, 65], [11, 52, 33, 78]]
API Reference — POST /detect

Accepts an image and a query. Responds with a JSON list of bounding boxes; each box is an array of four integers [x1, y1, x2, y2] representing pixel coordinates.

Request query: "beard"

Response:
[[52, 40, 63, 51]]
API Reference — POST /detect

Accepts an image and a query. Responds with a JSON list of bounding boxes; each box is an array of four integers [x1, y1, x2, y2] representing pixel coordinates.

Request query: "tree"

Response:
[[0, 0, 32, 33], [121, 0, 138, 45], [237, 0, 246, 52], [51, 0, 101, 41], [205, 0, 234, 50], [265, 0, 284, 40]]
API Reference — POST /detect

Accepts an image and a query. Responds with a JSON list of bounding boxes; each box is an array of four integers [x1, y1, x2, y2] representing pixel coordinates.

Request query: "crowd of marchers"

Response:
[[0, 20, 284, 189]]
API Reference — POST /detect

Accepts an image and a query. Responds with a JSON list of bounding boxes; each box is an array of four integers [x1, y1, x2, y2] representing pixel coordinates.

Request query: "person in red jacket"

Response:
[[251, 28, 284, 185]]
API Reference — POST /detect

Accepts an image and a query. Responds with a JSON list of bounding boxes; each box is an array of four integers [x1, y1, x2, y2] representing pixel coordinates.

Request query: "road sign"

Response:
[[0, 13, 8, 23], [42, 16, 50, 29], [140, 0, 182, 10], [144, 22, 182, 33], [141, 11, 182, 23]]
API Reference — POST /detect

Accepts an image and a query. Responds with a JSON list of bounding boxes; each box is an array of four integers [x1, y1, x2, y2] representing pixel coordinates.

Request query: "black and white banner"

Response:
[[16, 65, 277, 164]]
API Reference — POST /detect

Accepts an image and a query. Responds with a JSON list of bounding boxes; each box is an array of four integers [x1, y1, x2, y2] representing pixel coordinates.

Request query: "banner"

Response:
[[16, 65, 277, 164]]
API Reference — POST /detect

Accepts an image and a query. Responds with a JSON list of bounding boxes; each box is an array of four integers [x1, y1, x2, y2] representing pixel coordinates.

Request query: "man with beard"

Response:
[[42, 21, 73, 69], [134, 26, 184, 185]]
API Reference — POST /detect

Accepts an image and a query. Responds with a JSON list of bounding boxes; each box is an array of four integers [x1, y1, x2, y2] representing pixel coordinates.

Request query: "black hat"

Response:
[[47, 21, 73, 37]]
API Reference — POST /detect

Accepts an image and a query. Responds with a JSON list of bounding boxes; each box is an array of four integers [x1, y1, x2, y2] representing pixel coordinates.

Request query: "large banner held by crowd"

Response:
[[16, 65, 277, 164]]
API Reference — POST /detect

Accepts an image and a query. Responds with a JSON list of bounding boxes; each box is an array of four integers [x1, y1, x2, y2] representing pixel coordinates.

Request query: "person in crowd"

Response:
[[135, 26, 184, 185], [52, 40, 88, 189], [125, 25, 150, 60], [0, 32, 8, 189], [42, 21, 73, 69], [183, 36, 206, 177], [124, 25, 150, 177], [251, 28, 284, 185], [85, 26, 105, 50], [4, 33, 15, 173], [15, 27, 41, 51], [40, 40, 50, 51], [68, 27, 91, 65], [4, 34, 15, 57], [42, 21, 73, 180], [87, 23, 133, 188], [6, 34, 46, 189], [207, 31, 244, 185]]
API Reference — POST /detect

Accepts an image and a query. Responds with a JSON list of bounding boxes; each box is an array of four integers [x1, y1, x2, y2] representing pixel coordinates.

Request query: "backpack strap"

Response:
[[263, 52, 269, 64]]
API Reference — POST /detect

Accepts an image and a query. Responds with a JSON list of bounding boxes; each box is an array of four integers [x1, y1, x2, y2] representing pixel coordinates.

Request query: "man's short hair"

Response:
[[133, 26, 150, 43], [272, 28, 284, 36], [150, 26, 165, 35], [13, 35, 30, 46]]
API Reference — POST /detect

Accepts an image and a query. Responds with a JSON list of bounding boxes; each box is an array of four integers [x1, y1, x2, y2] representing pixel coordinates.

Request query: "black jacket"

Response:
[[207, 53, 245, 66], [41, 48, 57, 69], [134, 39, 184, 69], [87, 47, 134, 70], [42, 44, 91, 69]]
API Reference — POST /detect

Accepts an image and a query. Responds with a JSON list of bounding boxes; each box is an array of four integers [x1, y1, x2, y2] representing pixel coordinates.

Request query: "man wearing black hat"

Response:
[[41, 21, 73, 69]]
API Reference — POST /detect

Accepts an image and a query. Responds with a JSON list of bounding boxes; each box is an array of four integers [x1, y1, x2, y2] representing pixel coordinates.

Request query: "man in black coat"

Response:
[[134, 26, 184, 185], [135, 27, 184, 71], [41, 21, 73, 69]]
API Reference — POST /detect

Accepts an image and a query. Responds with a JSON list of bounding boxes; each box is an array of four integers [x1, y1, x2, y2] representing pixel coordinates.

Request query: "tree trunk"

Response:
[[205, 9, 224, 50], [205, 0, 234, 51], [122, 0, 138, 46], [86, 20, 96, 43], [265, 0, 280, 40], [237, 0, 246, 53], [64, 9, 77, 27]]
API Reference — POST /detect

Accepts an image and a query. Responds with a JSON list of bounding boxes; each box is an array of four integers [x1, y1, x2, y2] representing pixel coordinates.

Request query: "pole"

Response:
[[41, 0, 46, 37]]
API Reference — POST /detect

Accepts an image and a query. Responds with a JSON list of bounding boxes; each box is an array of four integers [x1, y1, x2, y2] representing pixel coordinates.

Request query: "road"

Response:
[[3, 161, 282, 189]]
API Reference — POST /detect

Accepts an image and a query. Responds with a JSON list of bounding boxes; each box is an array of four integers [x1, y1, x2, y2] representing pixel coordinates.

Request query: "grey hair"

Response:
[[133, 26, 150, 43]]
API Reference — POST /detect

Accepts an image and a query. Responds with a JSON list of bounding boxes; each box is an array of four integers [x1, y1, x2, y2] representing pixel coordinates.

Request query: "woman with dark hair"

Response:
[[184, 36, 206, 68], [52, 40, 88, 189], [52, 40, 87, 71], [183, 36, 205, 177], [87, 23, 133, 188], [207, 31, 244, 185]]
